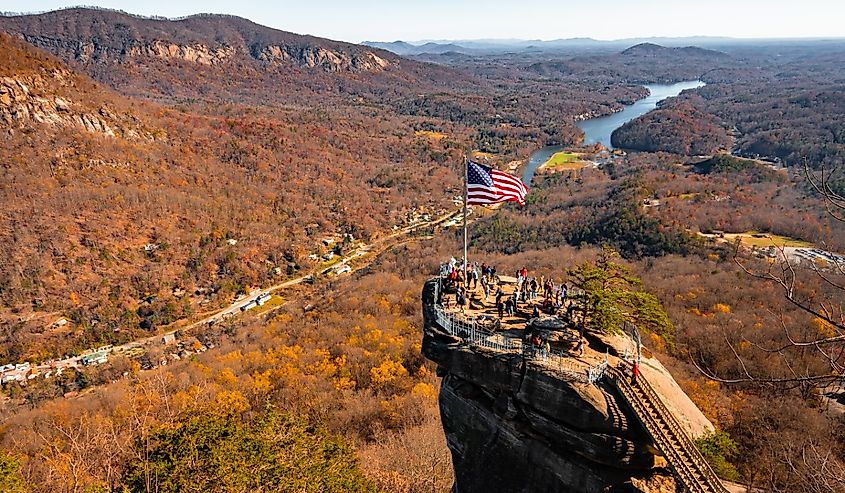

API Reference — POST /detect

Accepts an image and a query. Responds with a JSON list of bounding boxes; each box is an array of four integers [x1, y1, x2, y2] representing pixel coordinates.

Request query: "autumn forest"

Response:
[[0, 6, 843, 493]]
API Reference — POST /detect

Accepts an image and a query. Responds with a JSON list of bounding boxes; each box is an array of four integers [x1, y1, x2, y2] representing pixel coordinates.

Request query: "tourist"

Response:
[[457, 289, 467, 313], [631, 360, 641, 385], [506, 297, 515, 316], [532, 306, 540, 319], [574, 337, 585, 356], [531, 334, 542, 358]]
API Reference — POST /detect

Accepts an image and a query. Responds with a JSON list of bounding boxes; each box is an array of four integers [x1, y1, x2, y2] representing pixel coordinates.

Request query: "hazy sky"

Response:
[[3, 0, 844, 43]]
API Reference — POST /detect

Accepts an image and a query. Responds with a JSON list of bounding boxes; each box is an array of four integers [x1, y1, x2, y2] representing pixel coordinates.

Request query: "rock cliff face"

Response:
[[256, 45, 390, 72], [421, 280, 678, 493], [14, 35, 237, 66], [0, 73, 148, 138], [0, 33, 158, 139]]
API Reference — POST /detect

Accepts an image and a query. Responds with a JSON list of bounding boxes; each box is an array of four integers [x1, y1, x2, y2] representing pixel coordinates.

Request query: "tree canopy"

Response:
[[568, 246, 674, 343], [124, 409, 378, 493]]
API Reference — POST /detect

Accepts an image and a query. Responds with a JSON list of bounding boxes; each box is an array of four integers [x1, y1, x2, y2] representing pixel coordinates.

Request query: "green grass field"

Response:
[[724, 232, 813, 248], [541, 151, 586, 170], [256, 295, 285, 311]]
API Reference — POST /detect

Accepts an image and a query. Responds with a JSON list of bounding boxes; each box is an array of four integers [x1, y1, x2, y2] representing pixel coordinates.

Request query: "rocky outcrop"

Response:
[[129, 41, 235, 65], [14, 34, 391, 73], [421, 279, 678, 493], [18, 34, 235, 65], [256, 44, 390, 72], [0, 74, 152, 139]]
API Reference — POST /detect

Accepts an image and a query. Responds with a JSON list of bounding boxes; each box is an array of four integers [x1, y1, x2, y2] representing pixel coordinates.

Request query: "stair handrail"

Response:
[[632, 366, 728, 492], [608, 367, 708, 493], [607, 365, 729, 493]]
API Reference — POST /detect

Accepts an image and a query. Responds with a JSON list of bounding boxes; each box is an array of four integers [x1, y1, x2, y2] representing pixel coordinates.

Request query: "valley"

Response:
[[0, 5, 842, 493]]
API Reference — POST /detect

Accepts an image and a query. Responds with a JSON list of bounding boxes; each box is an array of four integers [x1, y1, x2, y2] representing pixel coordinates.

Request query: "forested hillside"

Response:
[[0, 32, 466, 360], [606, 44, 845, 164]]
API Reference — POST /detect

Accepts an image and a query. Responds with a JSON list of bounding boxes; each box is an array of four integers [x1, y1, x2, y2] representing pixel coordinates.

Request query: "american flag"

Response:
[[466, 160, 528, 206]]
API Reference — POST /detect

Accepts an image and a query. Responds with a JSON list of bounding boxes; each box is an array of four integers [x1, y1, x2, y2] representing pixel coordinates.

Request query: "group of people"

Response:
[[442, 260, 574, 322], [523, 328, 551, 358], [511, 269, 571, 318], [442, 259, 501, 313], [439, 258, 611, 365]]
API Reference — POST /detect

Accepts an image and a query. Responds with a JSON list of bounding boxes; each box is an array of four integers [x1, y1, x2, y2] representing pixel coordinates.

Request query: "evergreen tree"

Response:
[[568, 246, 674, 344]]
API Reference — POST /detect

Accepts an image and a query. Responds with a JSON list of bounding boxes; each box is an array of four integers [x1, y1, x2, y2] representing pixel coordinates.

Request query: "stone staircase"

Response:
[[607, 366, 729, 493]]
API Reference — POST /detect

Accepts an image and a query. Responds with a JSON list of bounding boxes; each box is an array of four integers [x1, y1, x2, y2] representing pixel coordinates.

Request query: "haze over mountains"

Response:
[[363, 35, 840, 56]]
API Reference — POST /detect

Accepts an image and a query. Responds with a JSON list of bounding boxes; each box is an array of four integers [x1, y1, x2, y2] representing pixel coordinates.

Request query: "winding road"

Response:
[[3, 207, 463, 383]]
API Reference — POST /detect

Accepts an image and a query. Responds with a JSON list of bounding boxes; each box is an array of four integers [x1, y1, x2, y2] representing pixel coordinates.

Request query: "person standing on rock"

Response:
[[574, 336, 585, 357], [495, 287, 504, 309], [457, 288, 467, 313], [631, 360, 641, 385]]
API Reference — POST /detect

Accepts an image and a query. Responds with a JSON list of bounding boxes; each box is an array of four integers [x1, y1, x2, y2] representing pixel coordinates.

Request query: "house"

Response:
[[81, 351, 108, 366], [161, 333, 176, 345], [2, 373, 23, 384]]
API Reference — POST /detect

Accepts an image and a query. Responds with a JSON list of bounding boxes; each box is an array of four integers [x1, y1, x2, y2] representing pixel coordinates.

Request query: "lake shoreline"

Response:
[[522, 80, 705, 185]]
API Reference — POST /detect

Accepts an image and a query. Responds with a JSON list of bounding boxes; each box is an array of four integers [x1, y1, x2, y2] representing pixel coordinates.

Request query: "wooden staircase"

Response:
[[606, 366, 730, 493]]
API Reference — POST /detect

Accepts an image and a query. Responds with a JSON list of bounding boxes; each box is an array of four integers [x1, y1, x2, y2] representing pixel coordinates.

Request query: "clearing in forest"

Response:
[[714, 231, 813, 248], [415, 130, 447, 141], [540, 151, 588, 171]]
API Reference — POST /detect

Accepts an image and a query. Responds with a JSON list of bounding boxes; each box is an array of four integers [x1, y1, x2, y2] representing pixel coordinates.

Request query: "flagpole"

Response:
[[463, 155, 468, 285]]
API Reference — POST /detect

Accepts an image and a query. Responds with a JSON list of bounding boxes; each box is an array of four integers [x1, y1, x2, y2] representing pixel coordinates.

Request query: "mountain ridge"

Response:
[[0, 8, 395, 72], [0, 7, 473, 106]]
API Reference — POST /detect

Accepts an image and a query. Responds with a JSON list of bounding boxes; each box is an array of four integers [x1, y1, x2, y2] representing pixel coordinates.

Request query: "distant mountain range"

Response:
[[363, 35, 838, 55], [619, 42, 730, 58]]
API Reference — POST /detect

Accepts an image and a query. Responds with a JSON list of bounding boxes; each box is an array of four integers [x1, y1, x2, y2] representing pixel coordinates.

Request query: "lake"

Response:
[[522, 80, 705, 185]]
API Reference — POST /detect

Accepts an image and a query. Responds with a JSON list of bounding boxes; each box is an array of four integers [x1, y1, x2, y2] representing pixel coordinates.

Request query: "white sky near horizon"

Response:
[[2, 0, 844, 44]]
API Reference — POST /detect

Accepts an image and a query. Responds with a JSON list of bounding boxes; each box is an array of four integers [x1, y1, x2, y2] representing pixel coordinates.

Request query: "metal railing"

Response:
[[431, 304, 607, 385], [607, 366, 729, 493], [433, 305, 518, 352]]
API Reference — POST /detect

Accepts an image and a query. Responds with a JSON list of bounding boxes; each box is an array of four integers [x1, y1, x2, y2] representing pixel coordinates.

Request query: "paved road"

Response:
[[3, 208, 463, 382]]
